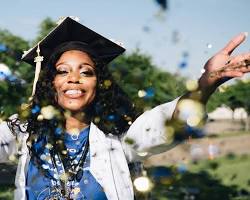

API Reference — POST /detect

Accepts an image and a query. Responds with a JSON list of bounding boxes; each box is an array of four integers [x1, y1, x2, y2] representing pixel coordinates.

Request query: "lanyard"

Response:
[[49, 137, 89, 198]]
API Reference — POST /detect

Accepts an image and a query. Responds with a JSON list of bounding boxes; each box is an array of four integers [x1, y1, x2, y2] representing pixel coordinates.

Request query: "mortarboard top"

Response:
[[21, 16, 126, 66]]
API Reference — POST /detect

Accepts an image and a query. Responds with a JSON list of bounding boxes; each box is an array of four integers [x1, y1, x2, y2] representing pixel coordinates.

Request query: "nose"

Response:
[[67, 71, 80, 84]]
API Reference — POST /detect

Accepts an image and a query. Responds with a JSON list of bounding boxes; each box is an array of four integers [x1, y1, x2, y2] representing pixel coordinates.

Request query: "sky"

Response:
[[0, 0, 250, 78]]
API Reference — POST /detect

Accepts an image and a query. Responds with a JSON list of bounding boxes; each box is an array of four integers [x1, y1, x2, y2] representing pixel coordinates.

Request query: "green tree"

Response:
[[109, 50, 186, 113], [208, 80, 250, 130], [0, 18, 56, 118], [32, 17, 56, 45], [0, 29, 31, 118]]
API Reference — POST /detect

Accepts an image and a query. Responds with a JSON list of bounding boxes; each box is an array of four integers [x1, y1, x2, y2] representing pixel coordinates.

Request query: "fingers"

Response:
[[209, 69, 244, 79], [220, 32, 248, 55], [228, 53, 250, 64], [209, 56, 250, 78], [219, 71, 244, 78]]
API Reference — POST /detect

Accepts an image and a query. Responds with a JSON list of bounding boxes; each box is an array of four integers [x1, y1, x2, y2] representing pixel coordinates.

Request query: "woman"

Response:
[[0, 17, 250, 200]]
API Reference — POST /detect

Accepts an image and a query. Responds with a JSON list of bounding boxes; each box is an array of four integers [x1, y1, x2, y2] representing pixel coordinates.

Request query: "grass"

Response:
[[207, 131, 250, 139], [188, 154, 250, 191], [145, 154, 250, 200]]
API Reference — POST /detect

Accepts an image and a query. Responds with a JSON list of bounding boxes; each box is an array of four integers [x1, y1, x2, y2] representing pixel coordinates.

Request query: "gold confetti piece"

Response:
[[104, 80, 112, 88], [37, 114, 44, 121], [133, 176, 153, 192], [41, 105, 59, 120], [185, 80, 198, 91], [177, 99, 205, 127], [124, 137, 135, 145], [60, 173, 69, 181], [137, 152, 148, 157], [20, 103, 30, 110], [45, 143, 53, 149], [72, 187, 81, 194], [8, 155, 18, 162], [138, 90, 147, 98], [79, 78, 84, 83], [61, 150, 67, 155], [64, 110, 72, 118], [94, 117, 100, 123]]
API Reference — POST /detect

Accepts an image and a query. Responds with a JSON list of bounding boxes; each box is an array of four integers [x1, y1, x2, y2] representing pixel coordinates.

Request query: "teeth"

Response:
[[65, 90, 82, 95]]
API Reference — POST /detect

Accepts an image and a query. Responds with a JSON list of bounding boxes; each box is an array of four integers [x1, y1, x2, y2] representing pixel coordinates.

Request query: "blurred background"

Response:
[[0, 0, 250, 199]]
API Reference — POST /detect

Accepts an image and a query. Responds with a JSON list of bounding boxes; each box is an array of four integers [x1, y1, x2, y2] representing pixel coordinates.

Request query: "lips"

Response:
[[63, 89, 85, 98]]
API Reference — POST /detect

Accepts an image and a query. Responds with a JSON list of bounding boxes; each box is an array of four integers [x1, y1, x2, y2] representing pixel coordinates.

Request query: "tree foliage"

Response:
[[207, 80, 250, 130], [0, 29, 31, 118], [32, 17, 56, 45], [109, 51, 186, 113], [208, 80, 250, 113]]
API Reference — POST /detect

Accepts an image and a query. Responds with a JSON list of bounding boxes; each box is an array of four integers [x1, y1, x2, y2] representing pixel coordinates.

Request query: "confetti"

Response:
[[185, 80, 198, 91], [177, 99, 205, 127], [137, 152, 148, 157], [206, 43, 213, 49], [138, 90, 147, 98], [104, 80, 112, 88], [133, 176, 153, 192], [37, 114, 44, 121], [124, 137, 135, 145], [41, 105, 59, 120]]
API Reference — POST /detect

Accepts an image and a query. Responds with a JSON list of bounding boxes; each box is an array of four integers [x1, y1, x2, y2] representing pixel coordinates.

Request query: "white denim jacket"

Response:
[[0, 98, 179, 200]]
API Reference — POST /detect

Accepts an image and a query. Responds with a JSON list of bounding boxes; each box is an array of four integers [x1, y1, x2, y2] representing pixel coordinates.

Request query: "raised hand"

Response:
[[198, 32, 250, 103]]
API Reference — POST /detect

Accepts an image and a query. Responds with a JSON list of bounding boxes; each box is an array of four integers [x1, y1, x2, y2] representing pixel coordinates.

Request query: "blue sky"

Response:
[[0, 0, 250, 78]]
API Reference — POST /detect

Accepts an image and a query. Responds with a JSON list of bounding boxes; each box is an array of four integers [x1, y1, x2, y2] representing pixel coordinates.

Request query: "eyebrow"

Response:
[[55, 62, 95, 69]]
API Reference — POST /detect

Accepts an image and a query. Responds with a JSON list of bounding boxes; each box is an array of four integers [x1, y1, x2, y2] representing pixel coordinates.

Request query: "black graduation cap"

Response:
[[21, 16, 126, 97], [22, 16, 126, 66]]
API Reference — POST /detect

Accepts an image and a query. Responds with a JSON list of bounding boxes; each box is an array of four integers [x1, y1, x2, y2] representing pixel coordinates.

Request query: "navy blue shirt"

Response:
[[26, 127, 108, 200]]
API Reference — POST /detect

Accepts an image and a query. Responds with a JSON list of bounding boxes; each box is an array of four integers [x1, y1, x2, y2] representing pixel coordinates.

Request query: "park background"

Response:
[[0, 0, 250, 199]]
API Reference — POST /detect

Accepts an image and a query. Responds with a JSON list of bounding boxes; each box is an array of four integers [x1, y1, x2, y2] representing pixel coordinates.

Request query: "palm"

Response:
[[199, 33, 250, 91]]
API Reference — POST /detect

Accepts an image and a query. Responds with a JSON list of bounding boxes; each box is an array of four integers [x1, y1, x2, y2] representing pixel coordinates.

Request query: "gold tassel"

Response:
[[31, 44, 44, 99]]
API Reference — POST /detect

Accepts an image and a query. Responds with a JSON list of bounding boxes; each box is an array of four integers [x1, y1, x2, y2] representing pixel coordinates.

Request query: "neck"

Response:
[[65, 111, 90, 134]]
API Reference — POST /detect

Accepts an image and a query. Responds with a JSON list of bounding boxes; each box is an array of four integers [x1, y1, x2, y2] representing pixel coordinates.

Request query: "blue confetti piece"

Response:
[[55, 127, 63, 136], [0, 72, 7, 80], [107, 114, 115, 121], [179, 61, 188, 69], [31, 105, 40, 114], [144, 88, 155, 99], [177, 164, 187, 174], [0, 44, 7, 52]]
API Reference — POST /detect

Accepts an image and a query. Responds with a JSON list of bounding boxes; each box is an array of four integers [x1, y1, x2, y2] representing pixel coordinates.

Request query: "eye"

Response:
[[56, 70, 68, 75], [80, 69, 96, 77]]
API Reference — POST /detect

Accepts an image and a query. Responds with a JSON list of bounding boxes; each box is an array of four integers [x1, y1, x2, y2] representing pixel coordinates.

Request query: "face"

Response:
[[53, 50, 97, 112]]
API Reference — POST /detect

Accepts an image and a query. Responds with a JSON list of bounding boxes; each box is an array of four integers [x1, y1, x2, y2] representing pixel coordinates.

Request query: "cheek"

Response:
[[53, 77, 63, 93], [88, 80, 97, 97]]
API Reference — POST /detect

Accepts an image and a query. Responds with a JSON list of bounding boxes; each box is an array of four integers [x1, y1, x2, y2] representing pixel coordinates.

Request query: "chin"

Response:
[[63, 104, 85, 112], [57, 97, 95, 113]]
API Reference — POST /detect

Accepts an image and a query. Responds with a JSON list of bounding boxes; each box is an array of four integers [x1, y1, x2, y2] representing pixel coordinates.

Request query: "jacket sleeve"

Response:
[[0, 115, 18, 163], [121, 98, 180, 162]]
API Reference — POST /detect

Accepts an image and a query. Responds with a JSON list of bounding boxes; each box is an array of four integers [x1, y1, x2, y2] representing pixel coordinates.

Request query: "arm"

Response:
[[122, 33, 250, 162], [122, 98, 181, 162]]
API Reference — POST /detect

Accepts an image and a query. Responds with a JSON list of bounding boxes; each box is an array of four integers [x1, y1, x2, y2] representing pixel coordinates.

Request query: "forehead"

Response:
[[56, 50, 95, 65]]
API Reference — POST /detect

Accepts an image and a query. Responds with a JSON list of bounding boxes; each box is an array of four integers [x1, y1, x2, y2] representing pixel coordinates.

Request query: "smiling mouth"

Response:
[[64, 89, 85, 98]]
